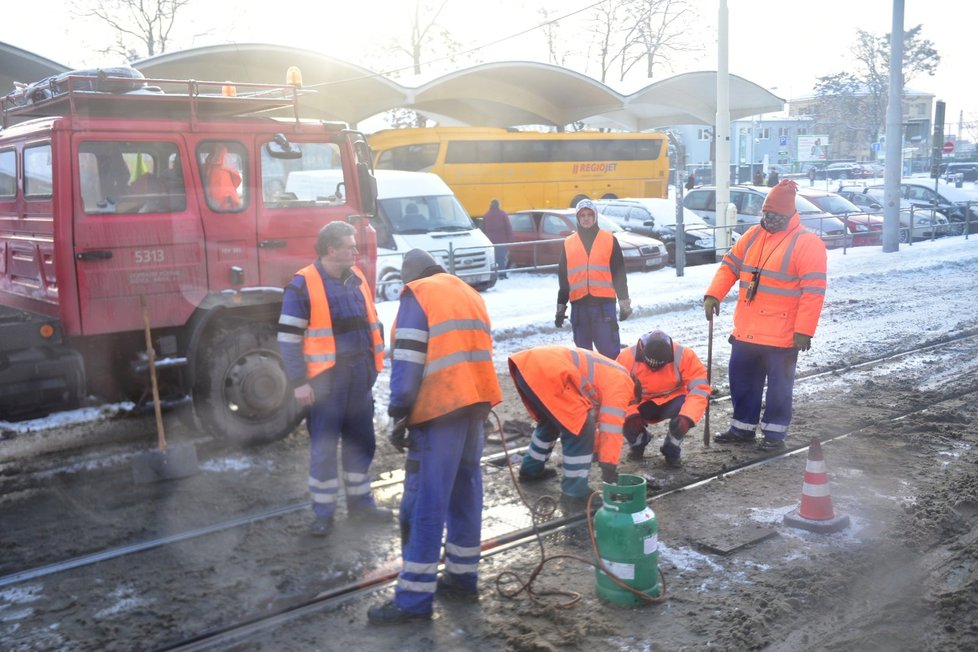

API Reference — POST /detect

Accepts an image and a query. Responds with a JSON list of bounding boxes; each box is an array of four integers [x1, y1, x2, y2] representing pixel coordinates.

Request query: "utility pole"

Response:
[[882, 0, 904, 253]]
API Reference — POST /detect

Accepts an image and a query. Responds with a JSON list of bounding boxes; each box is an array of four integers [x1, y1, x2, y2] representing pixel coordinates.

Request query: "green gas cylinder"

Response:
[[593, 474, 660, 605]]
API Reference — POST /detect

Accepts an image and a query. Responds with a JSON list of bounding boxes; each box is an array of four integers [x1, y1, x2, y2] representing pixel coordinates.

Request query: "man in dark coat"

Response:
[[482, 199, 512, 279]]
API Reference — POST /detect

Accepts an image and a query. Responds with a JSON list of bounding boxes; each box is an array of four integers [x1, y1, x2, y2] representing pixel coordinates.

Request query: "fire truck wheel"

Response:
[[194, 321, 302, 446]]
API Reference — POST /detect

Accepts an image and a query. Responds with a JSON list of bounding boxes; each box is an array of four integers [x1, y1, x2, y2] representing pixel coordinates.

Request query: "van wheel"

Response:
[[378, 270, 403, 301], [570, 194, 589, 208], [194, 322, 301, 446]]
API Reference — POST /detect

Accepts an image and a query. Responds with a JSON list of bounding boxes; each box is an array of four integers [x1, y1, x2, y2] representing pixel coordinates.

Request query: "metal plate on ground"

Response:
[[693, 524, 779, 555]]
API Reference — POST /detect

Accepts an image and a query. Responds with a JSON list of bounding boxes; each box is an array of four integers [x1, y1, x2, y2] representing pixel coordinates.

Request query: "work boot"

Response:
[[756, 438, 786, 452], [350, 505, 393, 523], [659, 447, 682, 468], [518, 467, 557, 482], [559, 492, 593, 514], [659, 434, 682, 467], [714, 428, 756, 444], [366, 600, 432, 625], [309, 515, 333, 538], [436, 574, 479, 601], [626, 446, 646, 462]]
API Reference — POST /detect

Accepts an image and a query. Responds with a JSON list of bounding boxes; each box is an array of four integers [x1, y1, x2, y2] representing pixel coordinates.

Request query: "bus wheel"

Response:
[[194, 321, 302, 446], [601, 193, 617, 200], [570, 194, 589, 208]]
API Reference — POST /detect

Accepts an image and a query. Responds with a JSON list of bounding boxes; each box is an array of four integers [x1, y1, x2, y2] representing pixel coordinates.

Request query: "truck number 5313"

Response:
[[134, 248, 165, 263]]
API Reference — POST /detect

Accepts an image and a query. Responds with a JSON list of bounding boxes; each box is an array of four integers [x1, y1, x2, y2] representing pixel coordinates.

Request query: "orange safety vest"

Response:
[[401, 274, 502, 425], [616, 342, 711, 425], [508, 345, 634, 466], [564, 230, 616, 302], [298, 265, 384, 378], [706, 215, 827, 348]]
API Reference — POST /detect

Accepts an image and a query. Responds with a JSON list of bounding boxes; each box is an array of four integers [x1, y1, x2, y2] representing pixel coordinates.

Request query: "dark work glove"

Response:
[[793, 333, 812, 351], [555, 303, 567, 328], [618, 299, 632, 321], [389, 417, 409, 453], [668, 415, 694, 439], [704, 296, 720, 321], [599, 462, 618, 485]]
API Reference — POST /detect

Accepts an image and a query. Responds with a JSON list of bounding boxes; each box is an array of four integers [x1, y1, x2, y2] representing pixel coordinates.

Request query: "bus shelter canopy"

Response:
[[2, 41, 784, 130]]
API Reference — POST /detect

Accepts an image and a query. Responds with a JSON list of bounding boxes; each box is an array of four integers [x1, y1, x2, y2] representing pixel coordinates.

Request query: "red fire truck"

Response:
[[0, 68, 379, 444]]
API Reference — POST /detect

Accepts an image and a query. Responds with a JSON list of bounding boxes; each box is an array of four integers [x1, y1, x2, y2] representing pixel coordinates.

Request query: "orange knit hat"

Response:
[[761, 179, 798, 216]]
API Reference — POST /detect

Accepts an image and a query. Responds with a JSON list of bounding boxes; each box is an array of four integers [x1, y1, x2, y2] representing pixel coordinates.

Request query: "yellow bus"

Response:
[[368, 127, 670, 217]]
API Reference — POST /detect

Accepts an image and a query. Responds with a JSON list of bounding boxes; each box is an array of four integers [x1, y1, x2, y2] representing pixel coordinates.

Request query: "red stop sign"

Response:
[[943, 141, 955, 154]]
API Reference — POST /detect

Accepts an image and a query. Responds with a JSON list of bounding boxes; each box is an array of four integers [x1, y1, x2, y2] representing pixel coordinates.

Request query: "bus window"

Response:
[[376, 143, 438, 171]]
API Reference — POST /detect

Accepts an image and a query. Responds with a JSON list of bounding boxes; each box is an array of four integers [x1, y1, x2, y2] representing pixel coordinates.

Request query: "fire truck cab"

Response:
[[0, 68, 378, 444]]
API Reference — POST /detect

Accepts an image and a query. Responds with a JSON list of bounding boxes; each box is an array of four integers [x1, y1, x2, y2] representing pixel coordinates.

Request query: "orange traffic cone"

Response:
[[783, 437, 850, 533]]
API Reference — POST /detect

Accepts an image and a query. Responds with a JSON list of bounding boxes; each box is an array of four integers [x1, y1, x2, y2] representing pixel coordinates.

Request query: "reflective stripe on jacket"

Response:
[[298, 265, 384, 378], [564, 230, 616, 302], [706, 215, 827, 348], [617, 342, 711, 424], [398, 273, 502, 425], [508, 345, 634, 466]]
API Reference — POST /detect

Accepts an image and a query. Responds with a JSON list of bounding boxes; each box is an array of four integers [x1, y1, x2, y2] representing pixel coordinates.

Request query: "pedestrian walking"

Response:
[[277, 221, 390, 537], [555, 199, 631, 359], [616, 329, 711, 467], [367, 248, 502, 624], [509, 345, 640, 508], [703, 180, 827, 451], [482, 198, 512, 279]]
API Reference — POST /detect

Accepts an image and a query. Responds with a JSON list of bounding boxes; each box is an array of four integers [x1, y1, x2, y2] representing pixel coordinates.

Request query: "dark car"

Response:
[[836, 185, 949, 243], [941, 162, 978, 183], [798, 189, 883, 246], [507, 209, 668, 271], [593, 197, 721, 266], [870, 179, 978, 235], [817, 162, 870, 181]]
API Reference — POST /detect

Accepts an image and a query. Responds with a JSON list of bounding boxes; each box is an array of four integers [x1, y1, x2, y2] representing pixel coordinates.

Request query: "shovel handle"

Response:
[[704, 316, 713, 447], [140, 295, 167, 450]]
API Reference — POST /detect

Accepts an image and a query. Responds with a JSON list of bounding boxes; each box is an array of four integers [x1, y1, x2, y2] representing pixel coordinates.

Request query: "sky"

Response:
[[2, 1, 974, 137]]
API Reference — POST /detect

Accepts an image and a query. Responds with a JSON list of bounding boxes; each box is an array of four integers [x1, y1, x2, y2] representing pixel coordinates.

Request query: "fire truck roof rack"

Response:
[[1, 68, 312, 128]]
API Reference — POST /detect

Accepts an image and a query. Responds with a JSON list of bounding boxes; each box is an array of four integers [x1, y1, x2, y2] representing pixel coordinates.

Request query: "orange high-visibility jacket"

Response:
[[564, 230, 616, 302], [401, 274, 502, 425], [508, 345, 634, 466], [204, 145, 242, 210], [616, 342, 711, 424], [706, 215, 827, 348], [298, 265, 384, 378]]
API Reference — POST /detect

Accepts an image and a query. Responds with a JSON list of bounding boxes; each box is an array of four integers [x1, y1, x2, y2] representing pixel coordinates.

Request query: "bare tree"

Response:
[[70, 0, 200, 61], [621, 0, 700, 80], [586, 0, 637, 84], [385, 0, 463, 76]]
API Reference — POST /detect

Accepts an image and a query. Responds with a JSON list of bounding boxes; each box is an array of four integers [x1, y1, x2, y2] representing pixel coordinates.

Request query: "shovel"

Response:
[[703, 316, 713, 447], [131, 295, 199, 483]]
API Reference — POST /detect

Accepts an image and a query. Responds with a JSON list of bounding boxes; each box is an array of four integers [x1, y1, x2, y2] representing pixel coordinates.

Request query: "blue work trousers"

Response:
[[519, 417, 596, 498], [727, 339, 798, 442], [570, 301, 620, 359], [624, 395, 686, 446], [395, 415, 485, 615], [306, 357, 378, 518]]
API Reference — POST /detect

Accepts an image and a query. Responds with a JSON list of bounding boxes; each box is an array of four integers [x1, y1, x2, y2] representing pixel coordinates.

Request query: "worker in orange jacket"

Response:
[[703, 179, 827, 452], [368, 249, 502, 624], [203, 144, 243, 210], [616, 330, 711, 467], [509, 345, 639, 506]]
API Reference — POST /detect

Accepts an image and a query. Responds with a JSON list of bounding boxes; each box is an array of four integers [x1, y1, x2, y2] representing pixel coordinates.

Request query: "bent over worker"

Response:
[[509, 345, 639, 506], [703, 179, 827, 452], [368, 249, 502, 625], [555, 199, 631, 359], [277, 222, 389, 537], [616, 329, 711, 467]]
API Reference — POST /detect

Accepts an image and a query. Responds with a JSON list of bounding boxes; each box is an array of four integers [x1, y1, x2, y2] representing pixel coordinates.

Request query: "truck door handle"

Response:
[[76, 250, 113, 261], [259, 240, 287, 248]]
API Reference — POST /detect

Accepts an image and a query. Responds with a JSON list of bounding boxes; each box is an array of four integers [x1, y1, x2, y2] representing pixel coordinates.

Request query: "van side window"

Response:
[[24, 144, 52, 198], [0, 150, 15, 197], [262, 141, 344, 208], [78, 141, 186, 214], [198, 141, 247, 212]]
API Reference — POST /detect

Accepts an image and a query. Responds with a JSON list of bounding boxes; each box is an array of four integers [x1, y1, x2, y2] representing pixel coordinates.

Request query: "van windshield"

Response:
[[379, 195, 475, 234]]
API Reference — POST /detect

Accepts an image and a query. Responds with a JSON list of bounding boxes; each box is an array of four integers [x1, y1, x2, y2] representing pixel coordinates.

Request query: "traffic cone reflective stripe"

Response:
[[783, 437, 850, 533]]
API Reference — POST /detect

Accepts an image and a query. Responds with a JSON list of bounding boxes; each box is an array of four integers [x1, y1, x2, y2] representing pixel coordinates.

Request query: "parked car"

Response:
[[940, 162, 978, 183], [683, 184, 849, 248], [798, 188, 883, 247], [836, 185, 949, 243], [870, 178, 978, 235], [506, 209, 668, 271], [593, 197, 721, 266], [817, 162, 871, 180]]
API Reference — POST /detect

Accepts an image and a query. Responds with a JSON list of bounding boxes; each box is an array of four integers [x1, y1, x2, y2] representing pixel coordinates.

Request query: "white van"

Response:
[[285, 169, 497, 301]]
